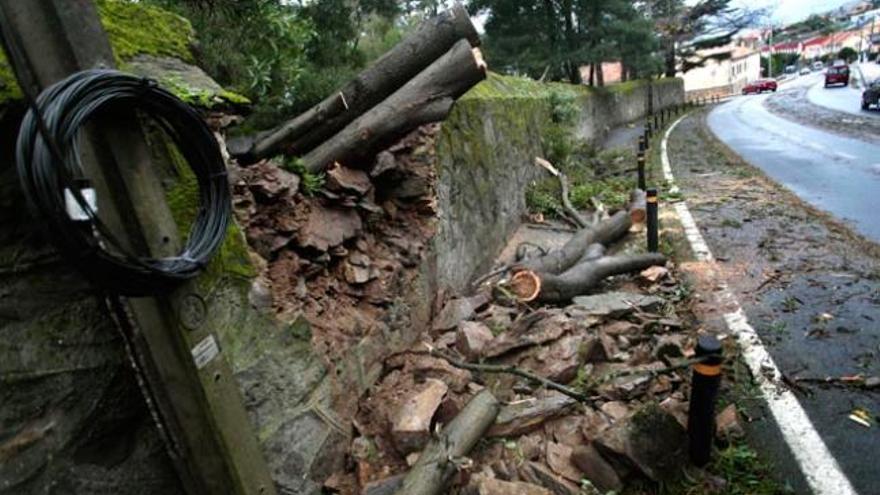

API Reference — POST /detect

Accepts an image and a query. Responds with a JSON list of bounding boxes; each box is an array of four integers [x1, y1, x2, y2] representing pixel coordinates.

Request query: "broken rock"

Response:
[[488, 392, 577, 437], [327, 162, 372, 196], [571, 444, 623, 493], [518, 461, 581, 495], [715, 404, 744, 439], [572, 291, 664, 318], [297, 205, 362, 252], [456, 321, 494, 360], [470, 475, 552, 495], [432, 293, 491, 332], [545, 442, 582, 483], [594, 403, 687, 483], [391, 378, 448, 455]]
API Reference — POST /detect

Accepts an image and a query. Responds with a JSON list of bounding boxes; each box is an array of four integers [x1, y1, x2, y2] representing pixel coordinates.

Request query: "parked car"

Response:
[[812, 61, 824, 71], [742, 79, 778, 95], [785, 65, 797, 75], [863, 80, 880, 110], [825, 65, 850, 87], [799, 67, 811, 75]]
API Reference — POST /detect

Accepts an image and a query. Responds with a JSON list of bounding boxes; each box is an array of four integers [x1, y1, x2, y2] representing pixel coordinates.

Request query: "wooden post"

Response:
[[0, 1, 276, 494]]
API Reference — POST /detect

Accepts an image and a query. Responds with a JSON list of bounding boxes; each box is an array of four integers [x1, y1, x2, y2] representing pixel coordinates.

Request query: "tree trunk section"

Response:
[[630, 189, 647, 224], [230, 4, 480, 163], [522, 253, 667, 303], [395, 390, 500, 495], [515, 210, 632, 275], [302, 39, 486, 172]]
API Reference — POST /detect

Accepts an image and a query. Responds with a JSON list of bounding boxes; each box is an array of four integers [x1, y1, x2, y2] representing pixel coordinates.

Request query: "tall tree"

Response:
[[649, 0, 760, 77], [470, 0, 659, 85]]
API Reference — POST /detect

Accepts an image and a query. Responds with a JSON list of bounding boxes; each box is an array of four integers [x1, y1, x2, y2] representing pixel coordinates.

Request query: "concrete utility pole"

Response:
[[0, 1, 276, 494]]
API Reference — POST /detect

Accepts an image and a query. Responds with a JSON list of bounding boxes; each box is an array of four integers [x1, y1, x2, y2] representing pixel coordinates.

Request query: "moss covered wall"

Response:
[[434, 74, 683, 292]]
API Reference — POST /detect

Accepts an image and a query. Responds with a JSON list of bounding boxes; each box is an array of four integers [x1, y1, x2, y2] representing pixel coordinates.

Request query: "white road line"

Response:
[[661, 114, 859, 495]]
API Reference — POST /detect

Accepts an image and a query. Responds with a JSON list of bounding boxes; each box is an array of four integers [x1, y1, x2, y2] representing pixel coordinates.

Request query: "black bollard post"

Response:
[[688, 335, 724, 467], [654, 113, 660, 130], [637, 153, 646, 190], [647, 188, 658, 252], [638, 135, 646, 154], [646, 121, 653, 142]]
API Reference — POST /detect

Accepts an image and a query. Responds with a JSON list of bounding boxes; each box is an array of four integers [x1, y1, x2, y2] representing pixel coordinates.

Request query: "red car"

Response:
[[742, 79, 778, 94], [825, 65, 850, 87]]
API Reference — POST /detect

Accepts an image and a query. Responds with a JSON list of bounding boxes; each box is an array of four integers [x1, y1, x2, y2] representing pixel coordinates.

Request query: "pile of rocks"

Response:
[[228, 125, 440, 360], [342, 263, 741, 495]]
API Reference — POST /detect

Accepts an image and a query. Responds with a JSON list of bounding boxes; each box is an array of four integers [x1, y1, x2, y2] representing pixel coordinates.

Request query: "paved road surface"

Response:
[[707, 93, 880, 242]]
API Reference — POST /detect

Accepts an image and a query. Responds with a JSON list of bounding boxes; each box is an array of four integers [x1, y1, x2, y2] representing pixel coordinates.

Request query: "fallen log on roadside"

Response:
[[509, 253, 667, 303], [302, 39, 486, 172], [394, 389, 500, 495], [516, 209, 632, 275], [629, 189, 647, 224], [229, 4, 480, 164]]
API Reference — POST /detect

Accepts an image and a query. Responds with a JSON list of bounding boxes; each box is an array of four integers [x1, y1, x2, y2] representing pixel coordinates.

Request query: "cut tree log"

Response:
[[511, 253, 667, 303], [394, 389, 500, 495], [302, 39, 487, 172], [629, 189, 647, 224], [228, 4, 480, 163], [515, 210, 632, 275]]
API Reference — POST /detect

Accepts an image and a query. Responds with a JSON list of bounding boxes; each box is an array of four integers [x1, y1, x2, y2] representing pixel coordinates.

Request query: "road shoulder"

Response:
[[663, 111, 880, 495]]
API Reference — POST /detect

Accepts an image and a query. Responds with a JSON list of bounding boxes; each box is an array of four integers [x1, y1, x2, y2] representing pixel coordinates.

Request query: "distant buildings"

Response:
[[679, 42, 761, 97]]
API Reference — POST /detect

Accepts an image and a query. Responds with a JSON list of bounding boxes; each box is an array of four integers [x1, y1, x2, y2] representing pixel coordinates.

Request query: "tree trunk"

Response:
[[665, 37, 677, 78], [516, 253, 667, 303], [301, 40, 486, 172], [515, 209, 632, 275], [395, 390, 500, 495], [630, 189, 647, 224], [229, 4, 480, 164]]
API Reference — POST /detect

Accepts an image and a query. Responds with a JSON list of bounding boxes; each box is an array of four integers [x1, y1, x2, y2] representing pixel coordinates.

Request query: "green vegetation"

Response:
[[839, 47, 858, 64], [97, 0, 195, 63], [0, 0, 197, 104], [281, 157, 325, 196], [469, 0, 660, 84]]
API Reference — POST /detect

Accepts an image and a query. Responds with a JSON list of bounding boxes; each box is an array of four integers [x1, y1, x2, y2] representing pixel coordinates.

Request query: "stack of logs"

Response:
[[228, 4, 486, 173]]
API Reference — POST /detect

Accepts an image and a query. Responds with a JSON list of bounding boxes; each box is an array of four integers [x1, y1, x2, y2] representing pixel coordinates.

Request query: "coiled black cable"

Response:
[[15, 69, 231, 296]]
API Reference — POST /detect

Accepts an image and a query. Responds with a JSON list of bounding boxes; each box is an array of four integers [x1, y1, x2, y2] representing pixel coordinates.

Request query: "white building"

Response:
[[680, 46, 762, 95]]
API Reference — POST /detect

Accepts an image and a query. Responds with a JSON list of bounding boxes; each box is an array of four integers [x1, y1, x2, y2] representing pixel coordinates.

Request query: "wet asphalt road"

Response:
[[707, 92, 880, 243], [803, 69, 880, 118], [669, 115, 880, 495]]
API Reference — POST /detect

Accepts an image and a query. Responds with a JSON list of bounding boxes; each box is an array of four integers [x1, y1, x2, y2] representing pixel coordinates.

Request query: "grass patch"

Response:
[[281, 157, 325, 196]]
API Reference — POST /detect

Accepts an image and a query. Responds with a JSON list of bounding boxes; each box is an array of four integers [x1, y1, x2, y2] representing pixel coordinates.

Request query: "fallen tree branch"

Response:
[[516, 209, 632, 275], [587, 357, 708, 389], [430, 348, 597, 404], [395, 389, 500, 495], [302, 40, 487, 172], [535, 157, 589, 229], [228, 4, 480, 163], [516, 253, 667, 303]]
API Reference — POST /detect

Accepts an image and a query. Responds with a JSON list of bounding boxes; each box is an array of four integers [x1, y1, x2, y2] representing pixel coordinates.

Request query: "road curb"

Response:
[[660, 112, 860, 495]]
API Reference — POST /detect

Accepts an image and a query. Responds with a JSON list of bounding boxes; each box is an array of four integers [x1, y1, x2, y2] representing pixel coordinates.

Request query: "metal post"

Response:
[[637, 153, 646, 191], [638, 135, 646, 154], [688, 335, 723, 467], [646, 188, 658, 252], [0, 1, 277, 494]]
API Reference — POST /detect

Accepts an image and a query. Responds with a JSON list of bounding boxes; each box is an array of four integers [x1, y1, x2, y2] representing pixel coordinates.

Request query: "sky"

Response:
[[727, 0, 856, 24]]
